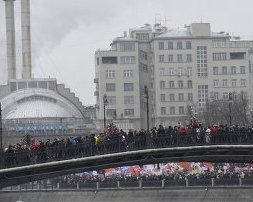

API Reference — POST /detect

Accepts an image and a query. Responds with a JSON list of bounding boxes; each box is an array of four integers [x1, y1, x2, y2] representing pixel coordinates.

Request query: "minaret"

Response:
[[21, 0, 32, 79], [3, 0, 17, 80]]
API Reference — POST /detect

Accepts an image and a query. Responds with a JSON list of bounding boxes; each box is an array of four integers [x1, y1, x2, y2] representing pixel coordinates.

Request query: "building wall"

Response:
[[94, 23, 253, 130]]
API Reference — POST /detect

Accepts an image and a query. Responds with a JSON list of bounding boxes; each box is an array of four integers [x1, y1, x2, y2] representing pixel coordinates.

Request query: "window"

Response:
[[214, 80, 219, 87], [120, 42, 135, 51], [161, 107, 166, 115], [186, 54, 192, 62], [107, 96, 116, 105], [213, 67, 218, 75], [222, 66, 227, 74], [188, 93, 193, 101], [168, 41, 173, 49], [124, 83, 134, 91], [241, 79, 246, 86], [197, 46, 208, 77], [212, 39, 226, 47], [222, 79, 227, 87], [222, 92, 229, 100], [179, 106, 184, 114], [159, 55, 164, 63], [240, 66, 245, 74], [178, 80, 183, 88], [124, 109, 134, 116], [168, 55, 174, 62], [106, 70, 115, 78], [169, 81, 174, 88], [140, 63, 148, 73], [124, 96, 134, 104], [170, 94, 175, 101], [177, 41, 182, 49], [177, 54, 183, 62], [179, 93, 184, 101], [186, 41, 192, 49], [102, 57, 117, 64], [232, 79, 236, 87], [139, 51, 148, 60], [160, 81, 165, 89], [213, 53, 226, 60], [178, 68, 183, 76], [170, 107, 175, 114], [187, 80, 192, 88], [169, 68, 174, 75], [136, 33, 149, 40], [124, 70, 133, 78], [214, 93, 219, 100], [160, 94, 166, 102], [187, 67, 192, 76], [106, 83, 116, 91], [107, 109, 117, 118], [231, 66, 236, 74], [198, 85, 208, 112], [120, 56, 135, 64], [160, 68, 165, 75], [159, 42, 164, 50]]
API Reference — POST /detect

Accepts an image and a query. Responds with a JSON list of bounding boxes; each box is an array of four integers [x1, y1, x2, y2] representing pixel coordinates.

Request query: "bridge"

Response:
[[0, 131, 253, 188]]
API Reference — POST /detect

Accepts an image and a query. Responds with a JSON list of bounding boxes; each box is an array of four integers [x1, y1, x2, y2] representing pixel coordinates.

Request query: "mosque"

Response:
[[0, 0, 96, 147]]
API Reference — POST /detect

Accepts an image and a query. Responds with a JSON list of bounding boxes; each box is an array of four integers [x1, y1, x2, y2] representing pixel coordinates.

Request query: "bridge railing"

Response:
[[1, 130, 253, 168], [2, 177, 253, 190]]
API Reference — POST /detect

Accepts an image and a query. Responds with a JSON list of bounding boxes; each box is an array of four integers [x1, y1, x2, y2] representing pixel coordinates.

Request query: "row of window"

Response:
[[158, 41, 192, 50], [105, 108, 135, 118], [160, 80, 193, 89], [106, 95, 135, 104], [106, 83, 134, 91], [106, 70, 133, 78], [160, 93, 193, 102], [160, 106, 186, 115], [214, 79, 246, 87], [160, 67, 192, 76], [213, 66, 246, 74], [213, 92, 247, 100], [159, 54, 192, 63]]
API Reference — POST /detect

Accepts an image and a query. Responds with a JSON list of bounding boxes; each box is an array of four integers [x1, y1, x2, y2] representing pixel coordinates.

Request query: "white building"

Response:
[[94, 23, 253, 131]]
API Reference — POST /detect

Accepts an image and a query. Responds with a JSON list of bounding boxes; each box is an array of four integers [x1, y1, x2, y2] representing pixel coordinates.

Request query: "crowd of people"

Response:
[[3, 118, 253, 168]]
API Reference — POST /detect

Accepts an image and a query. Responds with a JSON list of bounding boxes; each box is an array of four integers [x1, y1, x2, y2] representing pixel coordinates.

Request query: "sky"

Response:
[[0, 0, 253, 106]]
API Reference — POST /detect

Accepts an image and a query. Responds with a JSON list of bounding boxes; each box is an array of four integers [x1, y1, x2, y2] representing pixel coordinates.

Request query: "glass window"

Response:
[[123, 70, 133, 78], [177, 54, 183, 62], [170, 94, 175, 101], [187, 80, 192, 88], [179, 93, 184, 101], [120, 42, 135, 51], [222, 66, 227, 74], [213, 66, 218, 75], [186, 54, 192, 62], [124, 109, 134, 116], [160, 94, 166, 102], [161, 107, 166, 115], [124, 96, 134, 104], [177, 41, 182, 49], [159, 42, 164, 50], [179, 106, 184, 114], [231, 66, 236, 74], [188, 93, 193, 101], [240, 66, 245, 74], [106, 83, 116, 91], [178, 80, 183, 88], [168, 55, 174, 62], [124, 83, 134, 91], [159, 55, 164, 63], [170, 107, 175, 114], [160, 81, 165, 89], [169, 81, 174, 88], [107, 109, 117, 118], [168, 41, 173, 49], [106, 70, 115, 78], [186, 41, 192, 49]]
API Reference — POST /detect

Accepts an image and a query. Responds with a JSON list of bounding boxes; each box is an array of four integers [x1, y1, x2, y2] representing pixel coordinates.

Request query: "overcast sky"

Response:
[[0, 0, 253, 105]]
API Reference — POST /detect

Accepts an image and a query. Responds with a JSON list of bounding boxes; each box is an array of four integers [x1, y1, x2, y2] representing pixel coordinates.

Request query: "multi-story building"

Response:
[[94, 23, 253, 131]]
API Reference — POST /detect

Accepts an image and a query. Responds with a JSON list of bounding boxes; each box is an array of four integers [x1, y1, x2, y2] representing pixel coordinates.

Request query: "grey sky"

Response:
[[0, 0, 253, 105]]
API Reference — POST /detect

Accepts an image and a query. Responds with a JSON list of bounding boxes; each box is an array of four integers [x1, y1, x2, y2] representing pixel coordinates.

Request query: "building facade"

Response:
[[94, 23, 253, 131]]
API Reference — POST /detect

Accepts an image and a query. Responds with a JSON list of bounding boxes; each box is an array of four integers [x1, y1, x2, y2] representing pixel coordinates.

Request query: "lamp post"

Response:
[[229, 92, 232, 126], [103, 94, 108, 128], [144, 85, 149, 132], [0, 102, 2, 148]]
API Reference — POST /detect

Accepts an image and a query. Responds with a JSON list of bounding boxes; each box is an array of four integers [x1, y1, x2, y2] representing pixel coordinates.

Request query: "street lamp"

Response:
[[229, 92, 232, 126], [103, 94, 108, 128], [144, 85, 149, 132], [0, 102, 2, 148]]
